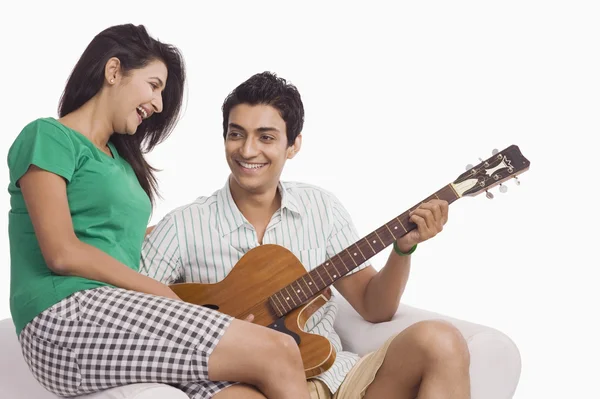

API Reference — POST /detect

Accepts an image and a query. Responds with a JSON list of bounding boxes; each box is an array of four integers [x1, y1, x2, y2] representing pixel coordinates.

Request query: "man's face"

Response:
[[225, 103, 301, 194]]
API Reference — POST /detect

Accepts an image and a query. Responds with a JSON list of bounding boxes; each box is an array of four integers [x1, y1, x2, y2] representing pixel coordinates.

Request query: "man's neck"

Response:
[[229, 177, 281, 219], [229, 177, 282, 245]]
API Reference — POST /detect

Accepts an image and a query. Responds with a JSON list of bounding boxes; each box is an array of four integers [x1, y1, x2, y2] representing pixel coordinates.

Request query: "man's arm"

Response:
[[334, 200, 449, 323], [140, 214, 184, 285]]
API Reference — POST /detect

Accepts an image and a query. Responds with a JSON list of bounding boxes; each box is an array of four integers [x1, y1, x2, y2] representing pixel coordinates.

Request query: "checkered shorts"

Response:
[[18, 286, 237, 398]]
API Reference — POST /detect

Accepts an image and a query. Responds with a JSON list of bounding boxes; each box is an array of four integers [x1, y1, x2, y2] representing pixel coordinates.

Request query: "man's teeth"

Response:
[[137, 106, 148, 119], [239, 161, 265, 169]]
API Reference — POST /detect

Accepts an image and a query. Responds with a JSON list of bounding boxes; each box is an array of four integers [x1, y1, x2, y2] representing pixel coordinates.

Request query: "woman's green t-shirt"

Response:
[[7, 117, 152, 336]]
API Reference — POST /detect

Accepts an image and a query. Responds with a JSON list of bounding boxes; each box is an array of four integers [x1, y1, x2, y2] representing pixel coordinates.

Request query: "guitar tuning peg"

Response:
[[486, 191, 494, 199], [465, 164, 473, 171], [514, 176, 521, 186], [492, 148, 499, 155], [499, 184, 508, 193]]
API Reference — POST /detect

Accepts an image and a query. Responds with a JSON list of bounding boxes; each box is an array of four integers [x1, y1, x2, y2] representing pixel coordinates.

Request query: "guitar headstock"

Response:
[[451, 145, 530, 198]]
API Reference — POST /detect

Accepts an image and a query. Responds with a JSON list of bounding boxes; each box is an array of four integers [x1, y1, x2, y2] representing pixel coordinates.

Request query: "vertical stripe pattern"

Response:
[[141, 180, 371, 394]]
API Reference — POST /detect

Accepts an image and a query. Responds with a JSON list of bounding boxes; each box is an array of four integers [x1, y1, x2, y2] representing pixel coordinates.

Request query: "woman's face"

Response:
[[108, 59, 168, 135]]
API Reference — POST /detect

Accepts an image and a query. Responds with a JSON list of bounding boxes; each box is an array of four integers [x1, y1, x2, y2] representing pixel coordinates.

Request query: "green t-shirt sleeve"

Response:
[[8, 119, 76, 186]]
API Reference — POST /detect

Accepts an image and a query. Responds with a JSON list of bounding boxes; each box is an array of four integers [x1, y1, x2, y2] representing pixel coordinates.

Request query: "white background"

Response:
[[1, 1, 598, 397]]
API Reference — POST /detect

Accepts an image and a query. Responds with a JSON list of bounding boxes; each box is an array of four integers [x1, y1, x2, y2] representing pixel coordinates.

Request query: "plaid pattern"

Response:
[[18, 286, 236, 398]]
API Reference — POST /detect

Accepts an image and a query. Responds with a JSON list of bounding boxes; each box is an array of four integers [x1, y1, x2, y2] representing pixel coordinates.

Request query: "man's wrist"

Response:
[[393, 240, 417, 256]]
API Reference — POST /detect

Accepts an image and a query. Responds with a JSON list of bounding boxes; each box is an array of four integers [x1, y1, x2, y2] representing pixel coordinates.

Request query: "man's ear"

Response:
[[287, 134, 302, 159]]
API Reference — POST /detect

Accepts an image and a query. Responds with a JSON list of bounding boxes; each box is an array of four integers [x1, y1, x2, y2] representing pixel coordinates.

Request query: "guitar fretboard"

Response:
[[268, 184, 459, 317]]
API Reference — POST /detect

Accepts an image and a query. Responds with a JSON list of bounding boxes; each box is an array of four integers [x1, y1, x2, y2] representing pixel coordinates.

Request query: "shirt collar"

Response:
[[278, 181, 302, 216], [216, 179, 247, 236], [216, 178, 302, 236]]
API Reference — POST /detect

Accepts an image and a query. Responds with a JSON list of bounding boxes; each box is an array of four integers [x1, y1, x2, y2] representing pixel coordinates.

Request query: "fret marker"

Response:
[[297, 290, 301, 293], [286, 297, 290, 300], [353, 252, 357, 256], [394, 226, 398, 230], [373, 240, 377, 243], [309, 282, 312, 285], [333, 275, 337, 278], [326, 263, 329, 266]]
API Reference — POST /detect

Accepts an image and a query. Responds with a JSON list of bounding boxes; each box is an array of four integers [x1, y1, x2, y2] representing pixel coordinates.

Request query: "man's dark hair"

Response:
[[221, 71, 304, 146]]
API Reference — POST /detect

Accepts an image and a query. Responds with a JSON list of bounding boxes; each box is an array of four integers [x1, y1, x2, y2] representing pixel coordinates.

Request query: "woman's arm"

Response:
[[19, 165, 180, 301]]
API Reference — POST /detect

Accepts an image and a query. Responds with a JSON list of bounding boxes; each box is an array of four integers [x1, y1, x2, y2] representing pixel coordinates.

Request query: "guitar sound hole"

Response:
[[201, 304, 220, 311]]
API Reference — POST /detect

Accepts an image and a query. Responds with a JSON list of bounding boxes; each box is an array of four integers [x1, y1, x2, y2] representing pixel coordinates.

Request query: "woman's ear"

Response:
[[104, 57, 121, 85]]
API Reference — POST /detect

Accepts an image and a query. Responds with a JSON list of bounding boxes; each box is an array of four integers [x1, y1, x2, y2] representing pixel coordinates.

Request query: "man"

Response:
[[142, 72, 471, 398]]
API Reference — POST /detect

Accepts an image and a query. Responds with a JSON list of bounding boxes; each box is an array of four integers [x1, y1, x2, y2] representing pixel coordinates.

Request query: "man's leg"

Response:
[[363, 320, 470, 399]]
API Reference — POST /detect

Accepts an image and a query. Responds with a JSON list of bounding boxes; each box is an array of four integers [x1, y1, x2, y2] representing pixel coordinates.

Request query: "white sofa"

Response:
[[0, 294, 521, 398]]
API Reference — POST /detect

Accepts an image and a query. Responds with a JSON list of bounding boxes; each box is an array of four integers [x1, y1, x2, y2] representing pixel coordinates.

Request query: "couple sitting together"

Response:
[[7, 23, 471, 399]]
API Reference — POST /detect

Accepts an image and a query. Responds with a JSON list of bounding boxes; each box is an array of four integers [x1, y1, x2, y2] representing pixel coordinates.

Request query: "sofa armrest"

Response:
[[0, 318, 57, 398], [332, 295, 521, 399]]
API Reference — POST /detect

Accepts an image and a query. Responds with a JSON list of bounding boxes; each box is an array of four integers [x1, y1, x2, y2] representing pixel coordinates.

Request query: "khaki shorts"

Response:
[[307, 334, 396, 399]]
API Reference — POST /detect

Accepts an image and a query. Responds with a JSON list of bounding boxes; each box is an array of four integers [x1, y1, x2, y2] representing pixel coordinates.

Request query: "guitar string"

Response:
[[276, 159, 517, 310]]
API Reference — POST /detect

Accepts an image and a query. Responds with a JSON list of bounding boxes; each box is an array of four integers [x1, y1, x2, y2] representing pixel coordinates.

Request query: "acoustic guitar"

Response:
[[169, 144, 530, 377]]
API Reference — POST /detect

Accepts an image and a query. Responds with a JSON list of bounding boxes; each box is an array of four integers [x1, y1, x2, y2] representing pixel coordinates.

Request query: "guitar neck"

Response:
[[269, 184, 460, 317]]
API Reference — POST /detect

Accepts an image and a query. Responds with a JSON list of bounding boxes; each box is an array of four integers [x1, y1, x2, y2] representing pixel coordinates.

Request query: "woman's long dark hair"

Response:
[[58, 24, 186, 205]]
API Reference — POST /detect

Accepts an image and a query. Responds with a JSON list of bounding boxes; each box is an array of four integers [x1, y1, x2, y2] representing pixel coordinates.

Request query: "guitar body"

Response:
[[170, 244, 336, 378]]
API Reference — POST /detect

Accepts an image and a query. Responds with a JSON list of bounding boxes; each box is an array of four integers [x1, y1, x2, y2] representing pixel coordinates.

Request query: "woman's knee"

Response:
[[268, 331, 302, 362], [209, 319, 303, 383]]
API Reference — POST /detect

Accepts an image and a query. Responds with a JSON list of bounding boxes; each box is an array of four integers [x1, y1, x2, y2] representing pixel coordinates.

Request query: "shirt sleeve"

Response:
[[140, 213, 183, 284], [326, 193, 371, 275], [7, 119, 76, 186]]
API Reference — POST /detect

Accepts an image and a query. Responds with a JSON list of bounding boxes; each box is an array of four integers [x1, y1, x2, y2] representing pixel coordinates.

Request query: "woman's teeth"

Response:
[[137, 106, 148, 119]]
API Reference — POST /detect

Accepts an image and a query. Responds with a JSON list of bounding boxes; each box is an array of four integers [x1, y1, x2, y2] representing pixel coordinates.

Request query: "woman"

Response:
[[8, 24, 309, 399]]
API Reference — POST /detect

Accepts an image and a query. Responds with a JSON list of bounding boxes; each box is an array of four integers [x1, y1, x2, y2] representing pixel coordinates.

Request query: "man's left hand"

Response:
[[395, 199, 449, 253]]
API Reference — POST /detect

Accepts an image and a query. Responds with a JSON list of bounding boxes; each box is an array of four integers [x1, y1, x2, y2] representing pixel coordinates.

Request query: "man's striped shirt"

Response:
[[140, 180, 371, 393]]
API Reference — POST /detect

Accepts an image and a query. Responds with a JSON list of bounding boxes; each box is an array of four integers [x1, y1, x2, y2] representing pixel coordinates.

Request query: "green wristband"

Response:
[[393, 241, 417, 256]]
